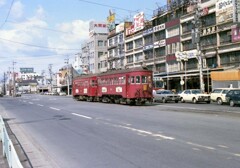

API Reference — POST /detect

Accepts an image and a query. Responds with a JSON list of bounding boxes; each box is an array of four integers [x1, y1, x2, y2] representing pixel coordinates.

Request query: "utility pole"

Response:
[[65, 58, 70, 96], [48, 64, 53, 92], [12, 61, 16, 97], [192, 1, 204, 92], [3, 72, 6, 95]]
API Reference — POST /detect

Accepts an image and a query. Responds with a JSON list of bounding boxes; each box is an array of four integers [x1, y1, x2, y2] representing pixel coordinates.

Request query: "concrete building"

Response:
[[117, 0, 240, 92], [79, 21, 108, 74]]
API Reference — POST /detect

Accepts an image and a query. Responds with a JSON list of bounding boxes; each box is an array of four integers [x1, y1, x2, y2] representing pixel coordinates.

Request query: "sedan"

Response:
[[225, 89, 240, 107], [153, 90, 180, 103]]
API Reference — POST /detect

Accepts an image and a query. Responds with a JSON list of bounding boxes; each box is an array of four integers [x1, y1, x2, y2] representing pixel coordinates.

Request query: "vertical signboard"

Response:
[[107, 12, 116, 32], [232, 26, 240, 42], [216, 0, 234, 24], [134, 12, 144, 32]]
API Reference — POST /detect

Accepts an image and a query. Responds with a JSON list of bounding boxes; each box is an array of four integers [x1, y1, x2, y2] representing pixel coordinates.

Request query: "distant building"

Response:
[[73, 21, 108, 74]]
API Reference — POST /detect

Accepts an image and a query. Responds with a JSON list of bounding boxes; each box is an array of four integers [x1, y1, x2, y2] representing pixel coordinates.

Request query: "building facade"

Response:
[[79, 21, 108, 74], [107, 0, 240, 92]]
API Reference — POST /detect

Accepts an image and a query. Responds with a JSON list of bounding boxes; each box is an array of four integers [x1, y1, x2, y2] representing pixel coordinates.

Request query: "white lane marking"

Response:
[[37, 104, 44, 107], [116, 125, 175, 140], [49, 107, 60, 111], [187, 142, 215, 150], [29, 102, 33, 104], [218, 145, 228, 149], [234, 153, 240, 157], [72, 113, 92, 119]]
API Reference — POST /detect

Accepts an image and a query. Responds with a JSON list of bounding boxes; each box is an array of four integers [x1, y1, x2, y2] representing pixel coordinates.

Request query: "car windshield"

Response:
[[192, 90, 202, 94]]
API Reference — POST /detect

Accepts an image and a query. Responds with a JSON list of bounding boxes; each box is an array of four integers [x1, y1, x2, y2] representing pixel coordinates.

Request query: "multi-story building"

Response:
[[79, 21, 108, 74], [119, 0, 240, 92], [107, 22, 129, 70]]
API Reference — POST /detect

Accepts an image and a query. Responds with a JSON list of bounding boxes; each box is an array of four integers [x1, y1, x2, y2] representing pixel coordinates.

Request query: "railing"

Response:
[[0, 116, 23, 168]]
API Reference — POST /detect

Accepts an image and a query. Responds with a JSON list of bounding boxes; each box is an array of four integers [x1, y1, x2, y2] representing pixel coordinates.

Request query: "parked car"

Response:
[[153, 90, 180, 103], [59, 92, 66, 96], [210, 88, 233, 105], [15, 92, 22, 97], [225, 89, 240, 107], [0, 93, 3, 97], [179, 89, 210, 104]]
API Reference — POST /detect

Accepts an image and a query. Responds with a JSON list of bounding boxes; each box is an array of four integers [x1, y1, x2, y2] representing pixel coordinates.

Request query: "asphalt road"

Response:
[[0, 94, 240, 168]]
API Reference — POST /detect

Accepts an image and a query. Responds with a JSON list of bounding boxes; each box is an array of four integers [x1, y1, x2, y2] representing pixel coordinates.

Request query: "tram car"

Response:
[[72, 74, 97, 101], [72, 67, 153, 105], [97, 67, 153, 105]]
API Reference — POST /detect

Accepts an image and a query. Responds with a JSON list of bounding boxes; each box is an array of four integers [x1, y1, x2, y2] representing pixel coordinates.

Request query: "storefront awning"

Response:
[[211, 70, 240, 81]]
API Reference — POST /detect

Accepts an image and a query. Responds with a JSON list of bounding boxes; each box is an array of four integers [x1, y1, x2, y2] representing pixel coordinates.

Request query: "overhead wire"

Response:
[[0, 0, 15, 29], [0, 37, 81, 51]]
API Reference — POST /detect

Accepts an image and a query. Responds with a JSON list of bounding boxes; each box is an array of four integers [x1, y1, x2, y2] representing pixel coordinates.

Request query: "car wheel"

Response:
[[230, 100, 235, 107], [193, 98, 197, 104], [162, 98, 166, 103], [175, 100, 178, 103], [217, 98, 223, 105], [180, 98, 185, 103]]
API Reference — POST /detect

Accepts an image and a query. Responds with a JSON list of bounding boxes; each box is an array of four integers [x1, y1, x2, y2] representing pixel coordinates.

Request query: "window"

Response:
[[135, 38, 143, 48], [126, 42, 133, 51], [127, 55, 133, 63], [98, 52, 103, 58], [142, 76, 147, 83], [135, 52, 143, 62], [130, 76, 135, 83], [155, 47, 165, 57], [167, 26, 179, 38], [98, 40, 104, 46], [144, 35, 153, 45], [136, 76, 140, 84]]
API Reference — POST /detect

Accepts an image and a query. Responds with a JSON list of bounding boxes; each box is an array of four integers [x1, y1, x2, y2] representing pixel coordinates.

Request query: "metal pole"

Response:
[[185, 61, 187, 90], [12, 61, 16, 97], [193, 1, 204, 92], [65, 58, 70, 96]]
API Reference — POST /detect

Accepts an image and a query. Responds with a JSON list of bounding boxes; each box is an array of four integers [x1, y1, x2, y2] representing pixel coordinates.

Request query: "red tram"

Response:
[[72, 67, 153, 105]]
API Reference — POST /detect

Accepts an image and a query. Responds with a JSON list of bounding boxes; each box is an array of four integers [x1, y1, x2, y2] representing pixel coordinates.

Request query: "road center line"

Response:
[[72, 113, 92, 119], [187, 142, 215, 150], [49, 107, 60, 111], [29, 102, 33, 104], [37, 104, 44, 107]]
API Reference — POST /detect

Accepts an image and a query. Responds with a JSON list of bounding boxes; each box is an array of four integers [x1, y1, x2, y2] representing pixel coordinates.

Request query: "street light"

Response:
[[64, 58, 70, 96]]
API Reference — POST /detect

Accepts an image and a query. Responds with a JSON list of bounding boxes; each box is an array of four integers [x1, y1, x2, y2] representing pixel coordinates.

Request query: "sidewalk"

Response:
[[0, 141, 9, 168]]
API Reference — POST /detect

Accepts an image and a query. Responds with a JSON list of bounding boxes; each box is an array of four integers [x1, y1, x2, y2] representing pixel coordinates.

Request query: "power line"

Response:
[[0, 37, 81, 51], [0, 0, 15, 29], [78, 0, 137, 13]]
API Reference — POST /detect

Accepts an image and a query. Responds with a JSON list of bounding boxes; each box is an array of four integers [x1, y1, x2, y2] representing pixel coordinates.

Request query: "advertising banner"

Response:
[[216, 0, 234, 24], [134, 12, 144, 32]]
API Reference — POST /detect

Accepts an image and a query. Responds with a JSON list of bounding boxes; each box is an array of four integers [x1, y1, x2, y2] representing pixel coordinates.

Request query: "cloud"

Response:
[[0, 0, 91, 74], [47, 19, 90, 55], [10, 1, 24, 19]]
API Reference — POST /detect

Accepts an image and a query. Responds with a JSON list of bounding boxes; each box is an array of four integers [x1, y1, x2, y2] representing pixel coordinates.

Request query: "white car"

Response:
[[210, 88, 233, 105], [59, 92, 67, 96], [153, 90, 180, 103], [179, 89, 210, 104]]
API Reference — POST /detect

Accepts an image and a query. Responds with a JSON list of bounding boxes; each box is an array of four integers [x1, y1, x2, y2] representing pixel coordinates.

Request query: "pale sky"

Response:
[[0, 0, 165, 77]]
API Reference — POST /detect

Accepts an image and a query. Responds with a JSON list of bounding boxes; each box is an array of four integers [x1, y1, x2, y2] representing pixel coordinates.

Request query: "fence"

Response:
[[0, 115, 23, 168]]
